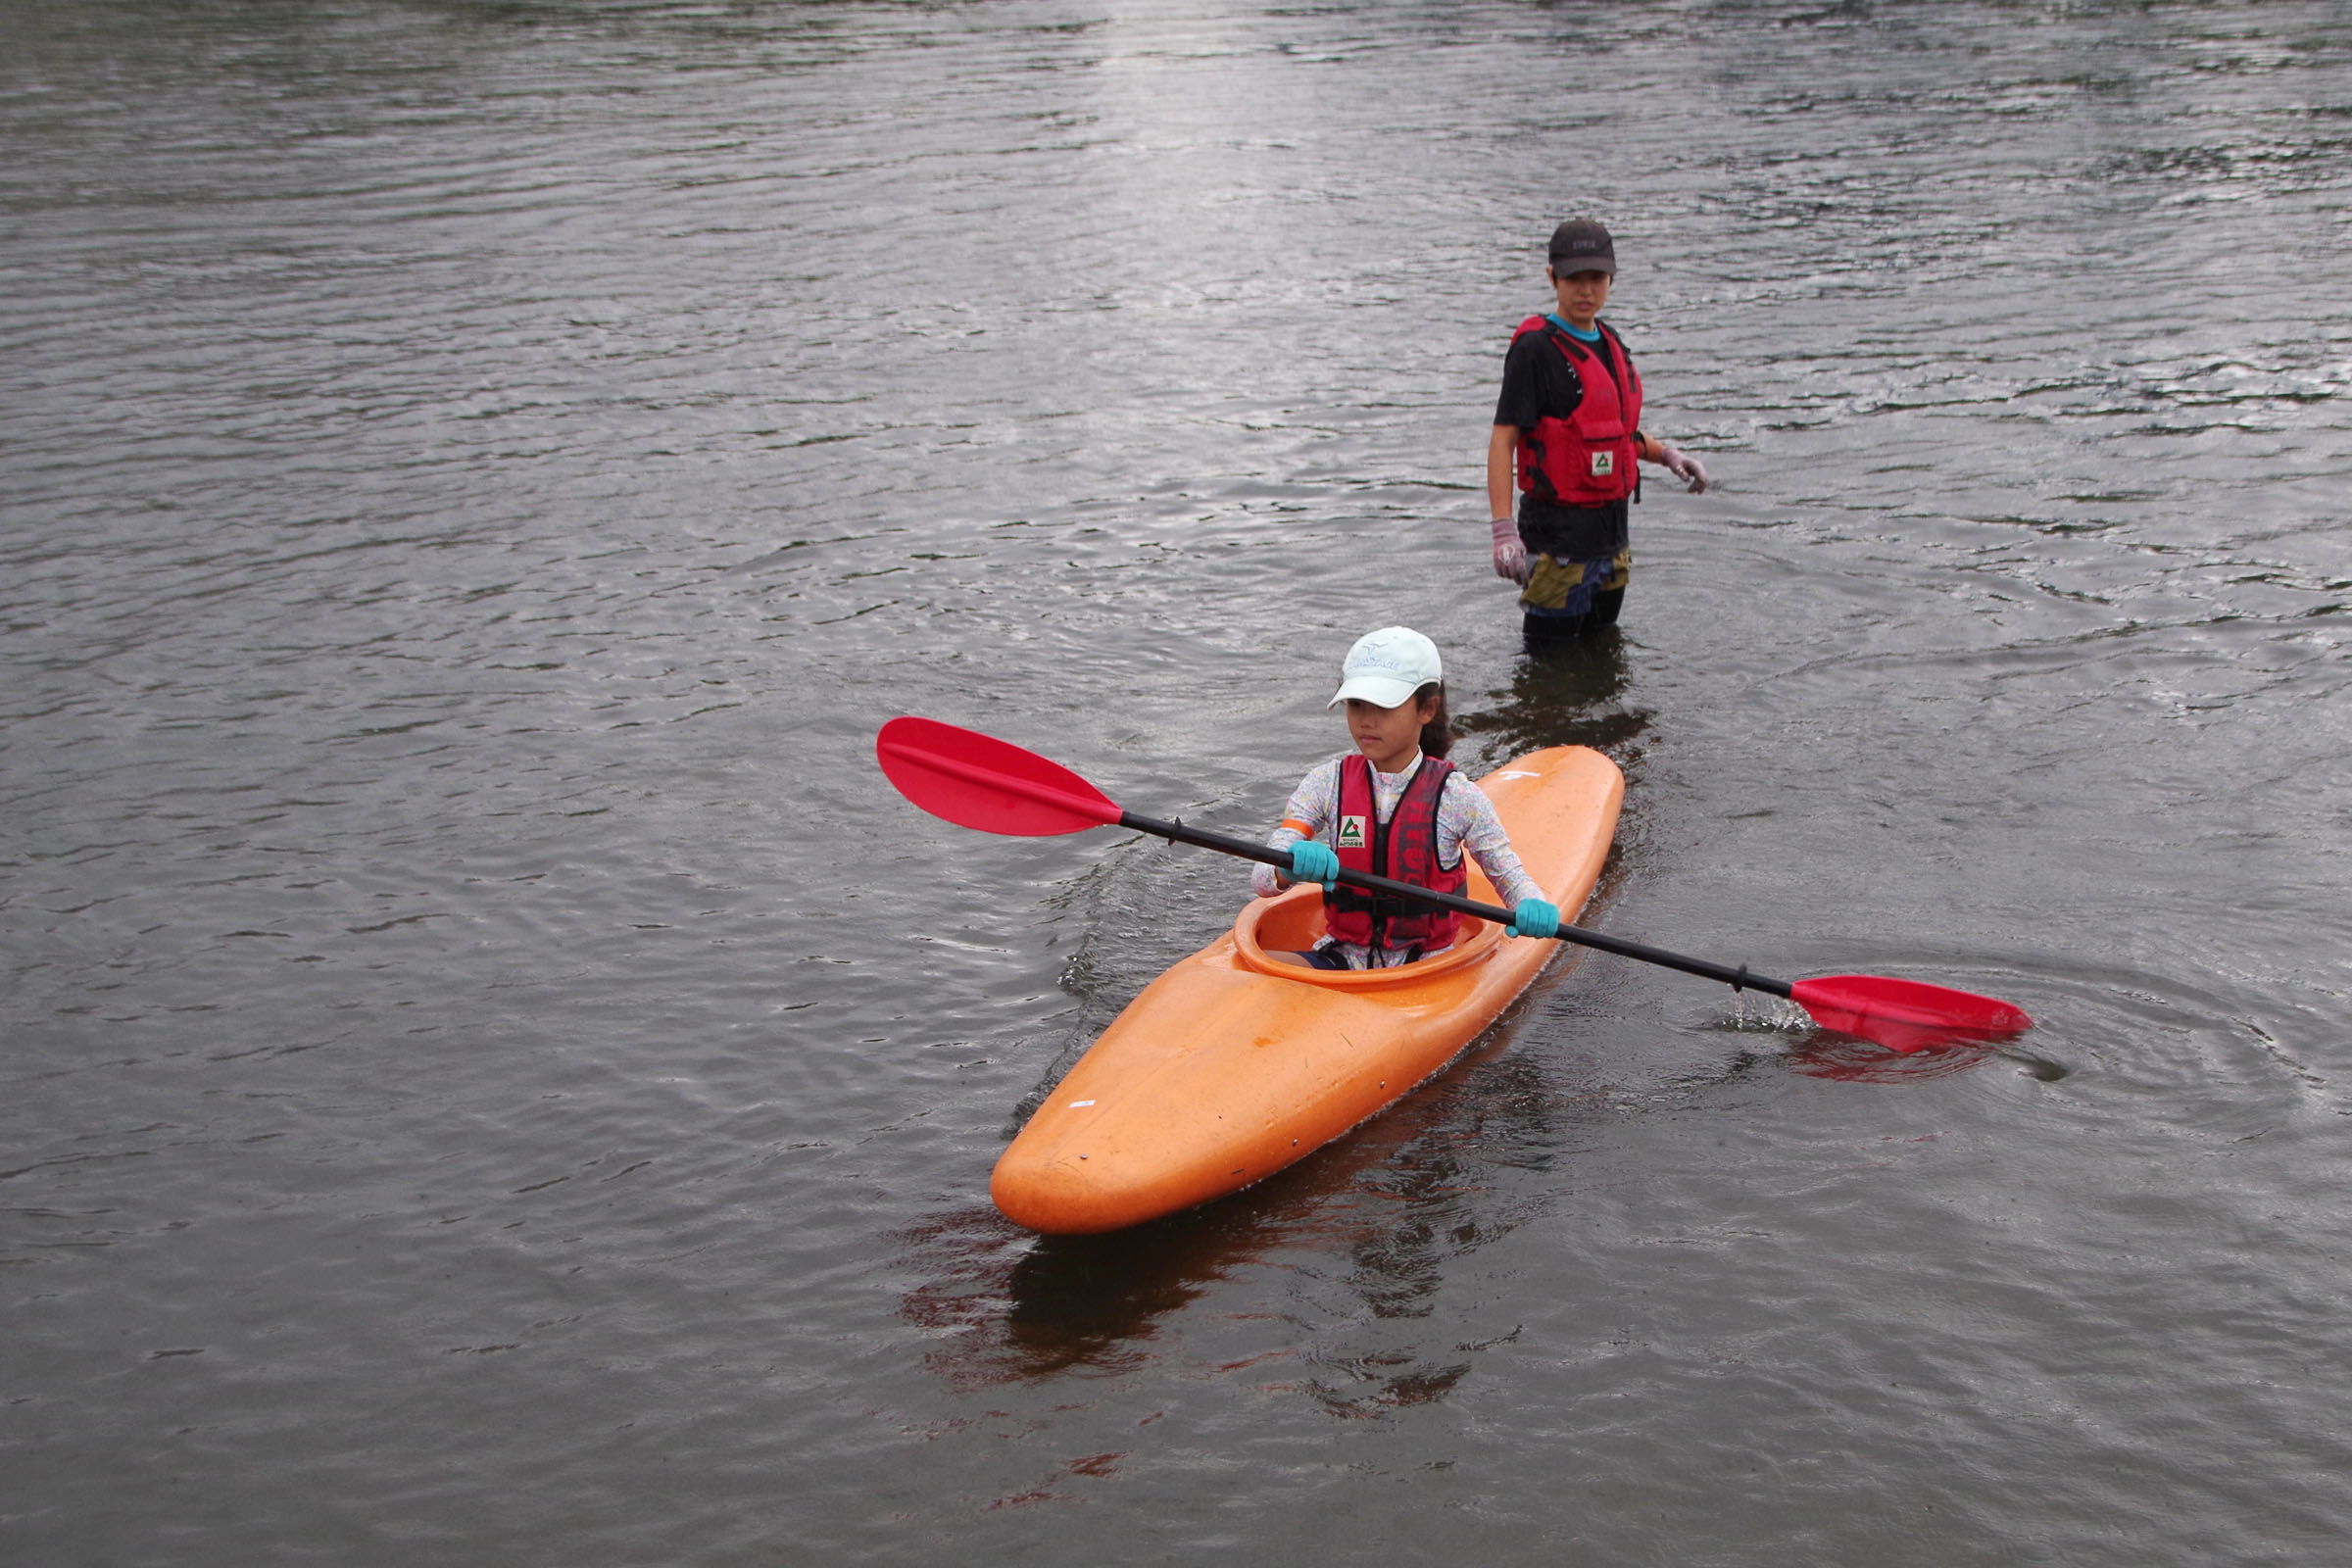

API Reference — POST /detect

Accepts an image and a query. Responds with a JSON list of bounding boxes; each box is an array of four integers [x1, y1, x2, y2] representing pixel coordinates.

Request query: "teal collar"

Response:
[[1546, 314, 1602, 342]]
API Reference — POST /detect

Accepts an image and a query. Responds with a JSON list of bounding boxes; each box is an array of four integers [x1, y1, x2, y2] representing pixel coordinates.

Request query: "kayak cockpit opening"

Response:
[[1230, 882, 1506, 987]]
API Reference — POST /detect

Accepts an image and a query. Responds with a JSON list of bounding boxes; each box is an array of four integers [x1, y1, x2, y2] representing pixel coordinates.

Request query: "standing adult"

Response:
[[1487, 219, 1709, 646]]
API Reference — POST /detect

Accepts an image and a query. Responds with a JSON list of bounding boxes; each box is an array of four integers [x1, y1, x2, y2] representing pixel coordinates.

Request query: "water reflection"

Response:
[[897, 1043, 1591, 1394], [1455, 628, 1648, 761], [893, 1203, 1244, 1391], [1782, 1032, 1999, 1082], [1718, 1015, 2068, 1083]]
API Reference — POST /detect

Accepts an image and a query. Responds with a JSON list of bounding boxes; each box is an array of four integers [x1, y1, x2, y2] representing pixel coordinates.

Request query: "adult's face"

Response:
[[1548, 268, 1612, 329]]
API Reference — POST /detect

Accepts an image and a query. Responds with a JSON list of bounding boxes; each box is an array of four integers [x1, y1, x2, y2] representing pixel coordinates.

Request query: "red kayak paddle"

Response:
[[876, 716, 2034, 1055]]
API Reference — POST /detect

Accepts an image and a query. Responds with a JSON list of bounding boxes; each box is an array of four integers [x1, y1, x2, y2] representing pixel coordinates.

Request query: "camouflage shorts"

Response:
[[1519, 548, 1631, 616]]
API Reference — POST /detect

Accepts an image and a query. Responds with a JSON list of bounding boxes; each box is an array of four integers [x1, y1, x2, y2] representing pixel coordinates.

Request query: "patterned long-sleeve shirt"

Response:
[[1250, 753, 1544, 967]]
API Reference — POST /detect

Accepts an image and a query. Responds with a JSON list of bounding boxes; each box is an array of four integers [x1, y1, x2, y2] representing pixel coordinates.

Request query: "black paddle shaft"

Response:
[[1119, 809, 1796, 1000]]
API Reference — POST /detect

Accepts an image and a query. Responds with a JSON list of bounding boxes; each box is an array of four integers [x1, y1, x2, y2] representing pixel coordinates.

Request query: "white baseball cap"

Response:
[[1327, 626, 1444, 710]]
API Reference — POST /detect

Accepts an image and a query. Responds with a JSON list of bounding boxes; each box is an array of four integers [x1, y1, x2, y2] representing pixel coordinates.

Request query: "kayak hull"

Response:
[[991, 745, 1624, 1235]]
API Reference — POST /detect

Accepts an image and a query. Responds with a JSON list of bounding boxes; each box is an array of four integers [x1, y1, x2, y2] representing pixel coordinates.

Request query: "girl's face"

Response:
[[1345, 695, 1434, 772]]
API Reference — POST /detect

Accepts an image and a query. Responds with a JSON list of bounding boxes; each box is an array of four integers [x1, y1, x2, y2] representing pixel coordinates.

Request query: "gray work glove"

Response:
[[1658, 445, 1709, 494], [1489, 516, 1529, 584]]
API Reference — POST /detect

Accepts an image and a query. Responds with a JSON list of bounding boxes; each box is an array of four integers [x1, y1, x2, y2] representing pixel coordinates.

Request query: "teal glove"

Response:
[[1288, 841, 1340, 892], [1505, 898, 1560, 940]]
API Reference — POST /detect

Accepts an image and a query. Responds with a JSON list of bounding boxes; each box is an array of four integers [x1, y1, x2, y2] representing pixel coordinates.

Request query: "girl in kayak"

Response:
[[1252, 627, 1562, 969]]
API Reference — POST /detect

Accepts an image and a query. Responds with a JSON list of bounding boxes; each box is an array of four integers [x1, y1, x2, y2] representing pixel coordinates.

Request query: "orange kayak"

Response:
[[990, 745, 1625, 1234]]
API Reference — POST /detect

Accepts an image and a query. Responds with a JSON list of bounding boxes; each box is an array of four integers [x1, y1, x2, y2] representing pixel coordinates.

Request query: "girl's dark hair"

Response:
[[1416, 681, 1453, 759]]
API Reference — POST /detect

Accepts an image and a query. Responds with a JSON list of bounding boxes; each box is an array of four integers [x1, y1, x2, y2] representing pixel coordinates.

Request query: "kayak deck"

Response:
[[991, 745, 1624, 1235]]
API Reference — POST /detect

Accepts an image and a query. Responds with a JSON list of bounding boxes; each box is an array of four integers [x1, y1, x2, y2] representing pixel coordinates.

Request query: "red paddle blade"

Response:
[[1790, 975, 2034, 1055], [876, 716, 1124, 838]]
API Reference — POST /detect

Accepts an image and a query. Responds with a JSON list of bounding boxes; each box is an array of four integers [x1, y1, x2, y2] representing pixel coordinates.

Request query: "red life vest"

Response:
[[1511, 316, 1642, 509], [1323, 753, 1465, 956]]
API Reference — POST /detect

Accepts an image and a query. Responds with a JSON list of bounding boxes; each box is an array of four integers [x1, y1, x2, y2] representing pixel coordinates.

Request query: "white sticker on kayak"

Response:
[[1068, 1100, 1096, 1108], [1493, 769, 1542, 779]]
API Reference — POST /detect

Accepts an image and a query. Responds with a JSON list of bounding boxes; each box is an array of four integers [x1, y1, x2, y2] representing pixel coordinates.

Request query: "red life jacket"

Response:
[[1323, 753, 1464, 956], [1511, 316, 1642, 509]]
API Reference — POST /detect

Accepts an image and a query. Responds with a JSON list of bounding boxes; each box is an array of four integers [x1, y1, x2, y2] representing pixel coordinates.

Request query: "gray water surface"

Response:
[[6, 2, 2351, 1563]]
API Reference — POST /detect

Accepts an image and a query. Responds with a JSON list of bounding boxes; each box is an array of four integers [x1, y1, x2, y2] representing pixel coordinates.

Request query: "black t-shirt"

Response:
[[1494, 318, 1636, 561]]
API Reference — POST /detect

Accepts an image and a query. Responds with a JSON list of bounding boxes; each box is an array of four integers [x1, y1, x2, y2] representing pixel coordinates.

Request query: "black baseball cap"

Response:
[[1547, 219, 1616, 275]]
